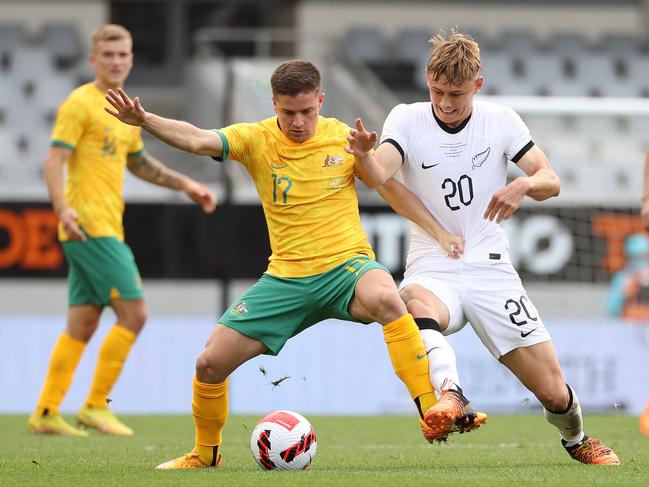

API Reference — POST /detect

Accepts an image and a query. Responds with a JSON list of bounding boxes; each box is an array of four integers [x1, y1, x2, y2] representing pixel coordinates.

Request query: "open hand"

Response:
[[183, 180, 217, 214], [345, 118, 378, 157], [104, 88, 147, 126]]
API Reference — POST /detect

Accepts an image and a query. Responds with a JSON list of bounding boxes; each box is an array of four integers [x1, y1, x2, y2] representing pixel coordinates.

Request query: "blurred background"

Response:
[[1, 0, 648, 417]]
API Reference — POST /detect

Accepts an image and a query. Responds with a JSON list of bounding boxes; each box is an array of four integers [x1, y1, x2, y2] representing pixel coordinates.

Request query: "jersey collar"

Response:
[[431, 103, 472, 134]]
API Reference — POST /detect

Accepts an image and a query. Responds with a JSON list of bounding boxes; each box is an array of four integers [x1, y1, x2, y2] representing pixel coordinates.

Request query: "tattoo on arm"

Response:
[[127, 151, 186, 190]]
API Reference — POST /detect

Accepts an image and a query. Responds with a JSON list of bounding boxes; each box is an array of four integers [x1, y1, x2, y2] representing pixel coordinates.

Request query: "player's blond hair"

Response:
[[271, 60, 321, 96], [426, 30, 481, 85], [91, 24, 132, 52]]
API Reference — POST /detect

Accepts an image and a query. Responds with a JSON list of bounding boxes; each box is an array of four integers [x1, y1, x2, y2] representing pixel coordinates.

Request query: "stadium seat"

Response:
[[571, 116, 624, 139], [480, 54, 524, 95], [394, 29, 432, 65], [570, 55, 620, 97], [32, 74, 75, 113], [597, 33, 642, 57], [4, 100, 51, 131], [623, 115, 649, 142], [0, 23, 29, 57], [522, 114, 565, 137], [343, 28, 390, 65], [39, 22, 84, 69], [8, 47, 57, 83], [624, 56, 649, 96], [547, 32, 591, 56], [496, 29, 540, 55], [393, 29, 432, 91], [0, 130, 45, 182], [0, 75, 12, 122], [519, 55, 577, 96], [464, 30, 491, 51], [595, 141, 645, 167], [538, 135, 592, 167]]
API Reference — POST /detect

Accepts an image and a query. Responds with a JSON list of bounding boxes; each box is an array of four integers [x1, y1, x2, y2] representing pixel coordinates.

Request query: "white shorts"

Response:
[[399, 259, 551, 359]]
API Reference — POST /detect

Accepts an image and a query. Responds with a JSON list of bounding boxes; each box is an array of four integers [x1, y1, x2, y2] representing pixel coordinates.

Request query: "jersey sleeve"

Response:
[[128, 127, 144, 156], [379, 104, 410, 162], [214, 122, 263, 172], [50, 96, 88, 151], [501, 107, 534, 163]]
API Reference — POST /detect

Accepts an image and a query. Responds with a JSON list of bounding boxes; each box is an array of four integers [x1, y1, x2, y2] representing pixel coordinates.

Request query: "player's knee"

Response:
[[406, 298, 432, 318], [134, 307, 148, 328], [538, 385, 570, 412], [195, 352, 228, 383], [373, 288, 407, 323], [66, 319, 100, 342], [122, 308, 148, 334]]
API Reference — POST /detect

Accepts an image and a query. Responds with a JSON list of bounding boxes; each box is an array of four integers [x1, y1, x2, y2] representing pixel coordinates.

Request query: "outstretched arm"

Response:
[[105, 88, 223, 157], [127, 151, 217, 213], [346, 118, 401, 188], [377, 178, 464, 259], [484, 145, 560, 223]]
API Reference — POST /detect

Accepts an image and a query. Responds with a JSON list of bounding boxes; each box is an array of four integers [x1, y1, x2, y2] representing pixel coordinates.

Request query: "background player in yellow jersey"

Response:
[[27, 24, 216, 437], [105, 59, 485, 469], [640, 149, 649, 436]]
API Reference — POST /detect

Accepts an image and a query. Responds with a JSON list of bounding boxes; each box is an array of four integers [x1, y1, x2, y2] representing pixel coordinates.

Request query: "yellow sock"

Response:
[[36, 332, 86, 413], [85, 325, 136, 408], [193, 376, 228, 466], [383, 313, 437, 417]]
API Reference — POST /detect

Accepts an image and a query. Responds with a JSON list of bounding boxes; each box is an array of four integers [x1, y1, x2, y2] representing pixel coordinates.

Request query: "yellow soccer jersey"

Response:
[[51, 82, 144, 241], [217, 116, 374, 278]]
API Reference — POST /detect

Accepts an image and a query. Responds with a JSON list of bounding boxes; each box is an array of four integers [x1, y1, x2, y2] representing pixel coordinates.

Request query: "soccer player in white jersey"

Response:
[[347, 30, 620, 465]]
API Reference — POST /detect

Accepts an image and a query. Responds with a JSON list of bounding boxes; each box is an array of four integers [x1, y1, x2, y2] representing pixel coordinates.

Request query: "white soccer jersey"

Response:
[[381, 99, 533, 265]]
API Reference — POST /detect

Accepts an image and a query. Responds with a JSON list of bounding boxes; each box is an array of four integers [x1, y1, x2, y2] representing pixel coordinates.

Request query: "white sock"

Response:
[[543, 384, 584, 446], [420, 328, 460, 397]]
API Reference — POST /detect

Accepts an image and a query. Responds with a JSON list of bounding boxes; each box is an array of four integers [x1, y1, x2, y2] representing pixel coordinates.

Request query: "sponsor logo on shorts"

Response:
[[232, 301, 249, 316], [416, 353, 427, 360], [520, 328, 537, 338]]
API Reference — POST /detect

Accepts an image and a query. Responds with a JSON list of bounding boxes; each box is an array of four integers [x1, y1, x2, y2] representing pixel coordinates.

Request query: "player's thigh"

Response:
[[318, 256, 400, 324], [400, 284, 451, 329], [219, 274, 314, 356], [463, 263, 551, 359], [348, 269, 406, 324], [399, 272, 466, 334]]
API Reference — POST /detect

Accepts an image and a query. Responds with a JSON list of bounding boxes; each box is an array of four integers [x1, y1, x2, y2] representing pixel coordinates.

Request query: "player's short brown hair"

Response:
[[426, 30, 481, 85], [91, 24, 132, 52], [270, 60, 321, 96]]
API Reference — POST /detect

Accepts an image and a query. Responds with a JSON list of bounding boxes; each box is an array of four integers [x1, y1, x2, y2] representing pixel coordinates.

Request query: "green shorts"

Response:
[[219, 255, 388, 355], [62, 237, 143, 308]]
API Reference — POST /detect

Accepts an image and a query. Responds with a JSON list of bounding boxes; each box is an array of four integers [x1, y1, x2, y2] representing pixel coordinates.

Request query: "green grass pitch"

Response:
[[1, 414, 647, 486]]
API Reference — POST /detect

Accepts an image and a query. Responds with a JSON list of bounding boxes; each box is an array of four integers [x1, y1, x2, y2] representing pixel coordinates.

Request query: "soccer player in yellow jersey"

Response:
[[105, 59, 485, 469], [27, 24, 216, 437], [640, 150, 649, 437]]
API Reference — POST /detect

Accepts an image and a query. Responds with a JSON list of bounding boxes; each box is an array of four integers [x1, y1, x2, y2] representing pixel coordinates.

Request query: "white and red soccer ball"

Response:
[[250, 410, 317, 470]]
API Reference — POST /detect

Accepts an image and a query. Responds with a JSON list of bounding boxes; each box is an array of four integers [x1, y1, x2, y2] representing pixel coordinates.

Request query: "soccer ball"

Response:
[[250, 410, 317, 470]]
